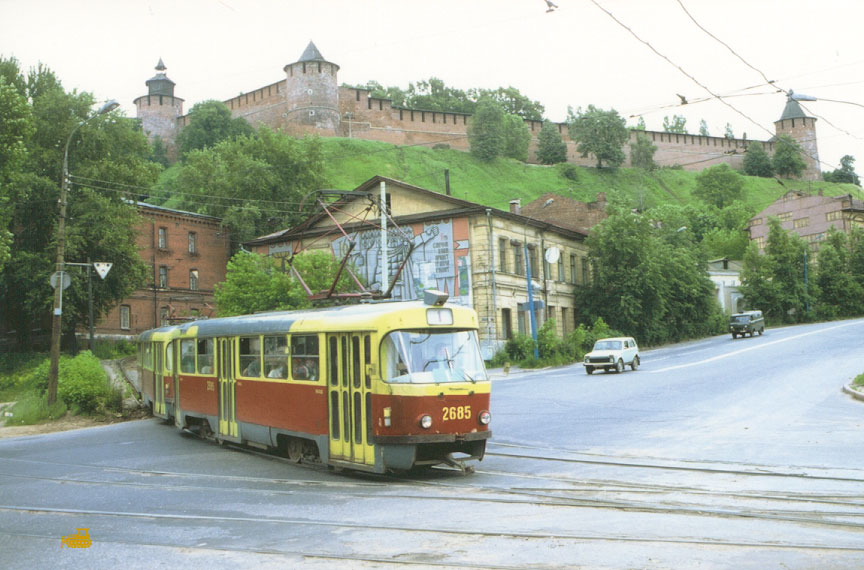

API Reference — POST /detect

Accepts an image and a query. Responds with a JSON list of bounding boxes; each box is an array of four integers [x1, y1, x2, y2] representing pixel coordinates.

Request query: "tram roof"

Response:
[[163, 299, 473, 338]]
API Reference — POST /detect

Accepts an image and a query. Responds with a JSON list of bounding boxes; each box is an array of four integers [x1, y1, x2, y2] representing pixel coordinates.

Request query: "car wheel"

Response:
[[614, 359, 624, 373], [630, 355, 640, 371], [585, 366, 594, 375], [731, 333, 737, 339], [758, 328, 763, 336]]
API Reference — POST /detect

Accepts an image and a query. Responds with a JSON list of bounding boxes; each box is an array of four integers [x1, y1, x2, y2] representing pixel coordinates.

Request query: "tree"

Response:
[[478, 86, 544, 121], [467, 99, 505, 161], [149, 135, 170, 168], [814, 229, 864, 318], [632, 117, 646, 130], [0, 59, 159, 350], [175, 100, 253, 158], [566, 105, 628, 168], [740, 218, 813, 322], [574, 208, 721, 345], [663, 115, 688, 134], [693, 163, 744, 208], [0, 74, 34, 273], [215, 250, 355, 315], [629, 132, 657, 171], [168, 126, 326, 248], [536, 120, 568, 165], [501, 113, 531, 161], [724, 123, 735, 139], [823, 155, 860, 185], [743, 142, 774, 177], [698, 120, 710, 136], [772, 134, 806, 178]]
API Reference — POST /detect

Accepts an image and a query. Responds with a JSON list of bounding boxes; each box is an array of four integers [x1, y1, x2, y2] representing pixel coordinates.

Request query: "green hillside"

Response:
[[317, 137, 863, 213]]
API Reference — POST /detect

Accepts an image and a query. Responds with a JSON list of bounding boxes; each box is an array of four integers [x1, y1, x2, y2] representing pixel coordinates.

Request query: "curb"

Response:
[[843, 384, 864, 402]]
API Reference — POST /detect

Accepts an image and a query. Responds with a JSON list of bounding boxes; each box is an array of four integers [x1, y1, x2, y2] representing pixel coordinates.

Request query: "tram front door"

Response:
[[326, 333, 375, 466]]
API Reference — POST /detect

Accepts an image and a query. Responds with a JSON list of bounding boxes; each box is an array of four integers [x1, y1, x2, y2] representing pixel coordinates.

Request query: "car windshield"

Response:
[[731, 315, 751, 323], [593, 340, 622, 351], [381, 329, 488, 384]]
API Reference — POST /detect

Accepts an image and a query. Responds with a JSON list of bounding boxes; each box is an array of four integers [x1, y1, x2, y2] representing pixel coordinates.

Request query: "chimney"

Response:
[[509, 199, 521, 214]]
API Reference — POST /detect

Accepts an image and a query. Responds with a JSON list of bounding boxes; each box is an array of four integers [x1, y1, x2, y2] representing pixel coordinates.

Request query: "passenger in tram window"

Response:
[[293, 357, 309, 380], [305, 358, 318, 380], [267, 358, 288, 379], [243, 359, 260, 377]]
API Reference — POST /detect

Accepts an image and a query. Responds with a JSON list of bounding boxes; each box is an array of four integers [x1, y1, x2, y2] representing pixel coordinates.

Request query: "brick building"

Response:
[[246, 176, 591, 358], [135, 43, 820, 179], [93, 203, 231, 337], [747, 190, 864, 252]]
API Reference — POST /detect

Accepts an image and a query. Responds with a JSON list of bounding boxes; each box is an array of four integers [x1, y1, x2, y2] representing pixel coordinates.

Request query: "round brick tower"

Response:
[[134, 58, 184, 160], [282, 41, 340, 134], [774, 92, 820, 180]]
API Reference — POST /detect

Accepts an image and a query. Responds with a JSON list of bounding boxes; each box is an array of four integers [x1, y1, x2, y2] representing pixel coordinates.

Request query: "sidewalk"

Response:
[[843, 382, 864, 403]]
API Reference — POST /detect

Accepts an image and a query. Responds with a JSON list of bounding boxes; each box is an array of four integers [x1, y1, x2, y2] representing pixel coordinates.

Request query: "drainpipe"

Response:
[[486, 209, 498, 355], [380, 180, 388, 294]]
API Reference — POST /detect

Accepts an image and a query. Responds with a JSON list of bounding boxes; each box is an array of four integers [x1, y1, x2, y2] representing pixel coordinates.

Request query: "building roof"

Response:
[[245, 176, 588, 247], [298, 41, 326, 63], [779, 97, 809, 121], [136, 201, 222, 223], [520, 192, 608, 234]]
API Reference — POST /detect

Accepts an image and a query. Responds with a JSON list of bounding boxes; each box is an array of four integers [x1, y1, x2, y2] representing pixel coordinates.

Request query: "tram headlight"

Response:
[[419, 414, 433, 429], [479, 411, 491, 425]]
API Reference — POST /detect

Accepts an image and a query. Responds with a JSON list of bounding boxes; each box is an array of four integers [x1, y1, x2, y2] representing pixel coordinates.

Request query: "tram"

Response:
[[138, 291, 491, 473]]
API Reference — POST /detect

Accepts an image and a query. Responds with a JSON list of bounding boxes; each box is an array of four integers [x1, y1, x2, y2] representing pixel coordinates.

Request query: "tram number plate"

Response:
[[442, 405, 471, 421]]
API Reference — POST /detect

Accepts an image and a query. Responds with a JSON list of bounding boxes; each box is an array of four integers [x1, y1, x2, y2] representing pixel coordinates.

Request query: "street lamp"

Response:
[[47, 100, 119, 405]]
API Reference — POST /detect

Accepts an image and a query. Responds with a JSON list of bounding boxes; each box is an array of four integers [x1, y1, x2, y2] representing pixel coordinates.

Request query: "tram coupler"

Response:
[[443, 454, 475, 475]]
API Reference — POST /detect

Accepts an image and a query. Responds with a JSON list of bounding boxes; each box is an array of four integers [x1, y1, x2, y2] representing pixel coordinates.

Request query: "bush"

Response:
[[557, 162, 580, 181], [537, 319, 565, 359], [57, 351, 110, 414], [854, 373, 864, 388], [4, 392, 67, 426], [0, 353, 48, 401], [504, 334, 536, 362]]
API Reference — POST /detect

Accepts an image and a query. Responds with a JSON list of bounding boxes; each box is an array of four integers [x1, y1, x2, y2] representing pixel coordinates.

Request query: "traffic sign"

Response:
[[50, 271, 71, 290], [93, 262, 112, 280]]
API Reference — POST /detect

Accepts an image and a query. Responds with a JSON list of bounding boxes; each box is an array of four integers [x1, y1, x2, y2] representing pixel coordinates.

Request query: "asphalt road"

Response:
[[1, 318, 863, 569]]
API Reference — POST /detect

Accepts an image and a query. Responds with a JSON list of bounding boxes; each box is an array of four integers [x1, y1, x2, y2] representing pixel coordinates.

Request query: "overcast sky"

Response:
[[2, 0, 862, 172]]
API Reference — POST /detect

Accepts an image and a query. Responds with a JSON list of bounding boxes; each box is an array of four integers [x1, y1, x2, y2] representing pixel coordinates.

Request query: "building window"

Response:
[[557, 256, 565, 281], [501, 308, 513, 340], [826, 211, 842, 222], [570, 255, 577, 284], [581, 257, 589, 284], [513, 243, 523, 275], [498, 238, 508, 272], [517, 310, 526, 335], [778, 212, 792, 222], [120, 305, 130, 330], [756, 236, 766, 248], [793, 217, 809, 229], [158, 227, 167, 249], [749, 218, 763, 227], [189, 269, 199, 291], [527, 245, 538, 278], [158, 266, 168, 288], [160, 306, 169, 327], [188, 232, 197, 254]]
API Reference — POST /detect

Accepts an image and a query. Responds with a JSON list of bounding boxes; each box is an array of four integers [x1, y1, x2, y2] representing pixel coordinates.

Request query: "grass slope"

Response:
[[318, 137, 863, 212]]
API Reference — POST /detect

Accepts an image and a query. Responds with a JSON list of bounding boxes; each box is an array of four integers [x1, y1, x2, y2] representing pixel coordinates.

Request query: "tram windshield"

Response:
[[381, 329, 488, 384]]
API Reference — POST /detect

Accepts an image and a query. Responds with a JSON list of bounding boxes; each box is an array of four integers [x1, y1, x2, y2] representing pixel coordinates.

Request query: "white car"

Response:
[[583, 337, 640, 374]]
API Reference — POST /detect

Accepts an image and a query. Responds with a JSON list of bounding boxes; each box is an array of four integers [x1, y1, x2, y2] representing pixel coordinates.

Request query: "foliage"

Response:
[[629, 133, 657, 171], [0, 72, 34, 273], [724, 123, 734, 139], [0, 58, 159, 351], [823, 155, 860, 185], [348, 78, 545, 120], [90, 338, 137, 360], [56, 351, 110, 414], [854, 373, 864, 388], [4, 392, 67, 425], [567, 105, 628, 168], [467, 99, 505, 161], [632, 117, 646, 130], [699, 120, 709, 136], [501, 113, 531, 161], [574, 208, 723, 345], [693, 164, 744, 208], [814, 228, 864, 318], [165, 127, 325, 249], [175, 100, 253, 158], [739, 218, 813, 323], [743, 142, 774, 178], [772, 134, 806, 178], [149, 135, 170, 167], [663, 115, 688, 134], [536, 120, 568, 165], [215, 250, 355, 316], [502, 334, 536, 362]]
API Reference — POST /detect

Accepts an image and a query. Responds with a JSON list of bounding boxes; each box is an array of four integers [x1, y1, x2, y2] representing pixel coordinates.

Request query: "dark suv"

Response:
[[729, 310, 764, 339]]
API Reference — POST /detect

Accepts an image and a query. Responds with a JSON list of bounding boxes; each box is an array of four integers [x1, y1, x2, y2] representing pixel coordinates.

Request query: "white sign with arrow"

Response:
[[93, 262, 112, 280]]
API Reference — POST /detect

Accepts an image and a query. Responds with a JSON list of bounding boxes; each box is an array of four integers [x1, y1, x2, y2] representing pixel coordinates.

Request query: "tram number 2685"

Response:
[[442, 405, 471, 421]]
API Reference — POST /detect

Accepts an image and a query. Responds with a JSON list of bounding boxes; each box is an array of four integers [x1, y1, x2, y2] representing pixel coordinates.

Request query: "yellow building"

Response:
[[246, 176, 590, 358]]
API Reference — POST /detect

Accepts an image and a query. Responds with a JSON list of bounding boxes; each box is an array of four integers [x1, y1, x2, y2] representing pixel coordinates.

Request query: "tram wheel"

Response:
[[287, 438, 303, 463]]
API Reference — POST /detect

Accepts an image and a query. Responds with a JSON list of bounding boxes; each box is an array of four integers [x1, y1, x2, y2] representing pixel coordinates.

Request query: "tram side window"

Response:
[[198, 338, 214, 374], [263, 335, 288, 379], [291, 335, 319, 381], [239, 337, 261, 377], [180, 339, 196, 373], [143, 344, 153, 369], [165, 343, 174, 373]]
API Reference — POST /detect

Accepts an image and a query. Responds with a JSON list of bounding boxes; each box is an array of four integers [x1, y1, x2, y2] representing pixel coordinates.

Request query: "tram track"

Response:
[[2, 504, 863, 554]]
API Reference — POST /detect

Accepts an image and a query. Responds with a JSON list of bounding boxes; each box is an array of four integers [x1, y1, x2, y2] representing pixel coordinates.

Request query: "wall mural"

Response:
[[330, 218, 472, 306]]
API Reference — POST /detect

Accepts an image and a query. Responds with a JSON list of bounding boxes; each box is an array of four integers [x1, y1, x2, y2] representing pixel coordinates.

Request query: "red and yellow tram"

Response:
[[138, 291, 491, 473]]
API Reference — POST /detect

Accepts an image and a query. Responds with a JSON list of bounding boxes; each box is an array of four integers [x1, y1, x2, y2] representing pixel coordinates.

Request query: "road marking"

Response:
[[648, 321, 864, 373]]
